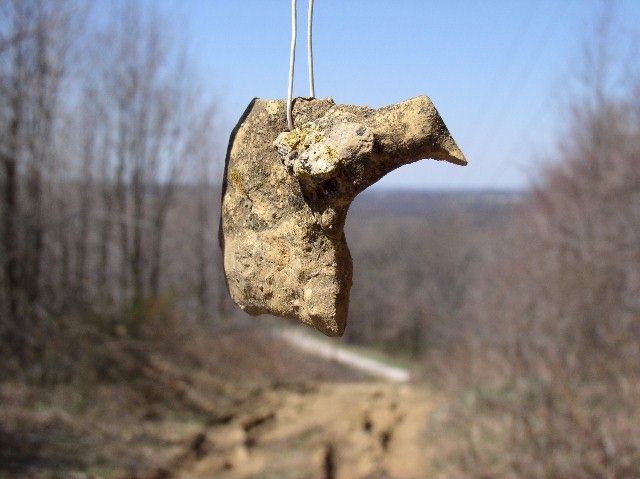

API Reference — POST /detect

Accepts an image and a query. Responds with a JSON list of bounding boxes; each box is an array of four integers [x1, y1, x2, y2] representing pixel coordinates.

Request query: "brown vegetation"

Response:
[[418, 18, 640, 478]]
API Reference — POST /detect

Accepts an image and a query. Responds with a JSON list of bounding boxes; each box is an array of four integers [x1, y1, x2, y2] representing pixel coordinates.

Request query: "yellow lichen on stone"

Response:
[[282, 126, 325, 151], [323, 144, 337, 163], [228, 168, 246, 195]]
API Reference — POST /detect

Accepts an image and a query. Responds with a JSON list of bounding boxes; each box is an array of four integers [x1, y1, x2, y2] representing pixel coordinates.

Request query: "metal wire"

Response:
[[307, 0, 315, 98], [287, 0, 316, 130], [286, 0, 297, 130]]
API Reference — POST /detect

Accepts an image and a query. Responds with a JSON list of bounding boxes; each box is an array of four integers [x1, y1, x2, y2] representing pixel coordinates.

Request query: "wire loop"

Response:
[[287, 0, 315, 131]]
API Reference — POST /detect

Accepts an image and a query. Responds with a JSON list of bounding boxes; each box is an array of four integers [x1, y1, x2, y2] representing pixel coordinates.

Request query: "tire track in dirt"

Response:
[[141, 382, 435, 479]]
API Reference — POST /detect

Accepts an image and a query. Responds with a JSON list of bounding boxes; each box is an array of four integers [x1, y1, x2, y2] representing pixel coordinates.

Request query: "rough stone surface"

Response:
[[220, 96, 466, 336]]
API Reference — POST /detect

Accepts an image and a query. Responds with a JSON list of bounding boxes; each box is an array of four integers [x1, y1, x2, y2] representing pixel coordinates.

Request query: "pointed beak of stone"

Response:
[[369, 95, 467, 169], [439, 139, 467, 166]]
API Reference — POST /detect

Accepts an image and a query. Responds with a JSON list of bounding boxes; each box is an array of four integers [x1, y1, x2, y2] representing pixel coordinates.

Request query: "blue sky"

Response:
[[154, 0, 639, 190]]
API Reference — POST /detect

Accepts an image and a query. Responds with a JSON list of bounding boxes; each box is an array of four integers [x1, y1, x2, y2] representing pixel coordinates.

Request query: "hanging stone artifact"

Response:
[[220, 96, 466, 336]]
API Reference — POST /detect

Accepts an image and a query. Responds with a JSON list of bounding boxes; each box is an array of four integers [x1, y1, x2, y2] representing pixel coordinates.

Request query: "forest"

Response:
[[1, 1, 639, 478]]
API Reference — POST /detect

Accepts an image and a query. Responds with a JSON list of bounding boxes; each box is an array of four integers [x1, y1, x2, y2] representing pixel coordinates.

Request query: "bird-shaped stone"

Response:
[[220, 96, 466, 336]]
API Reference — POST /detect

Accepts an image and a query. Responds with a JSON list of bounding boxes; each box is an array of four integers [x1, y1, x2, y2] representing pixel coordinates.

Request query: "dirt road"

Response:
[[276, 328, 411, 382], [141, 331, 434, 479], [146, 382, 435, 479]]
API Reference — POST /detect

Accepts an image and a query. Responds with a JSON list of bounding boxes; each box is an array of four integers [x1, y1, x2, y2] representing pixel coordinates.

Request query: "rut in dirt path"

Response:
[[143, 382, 435, 479]]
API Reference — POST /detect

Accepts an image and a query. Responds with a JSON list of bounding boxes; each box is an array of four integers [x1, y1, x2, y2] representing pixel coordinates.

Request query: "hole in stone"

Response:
[[321, 178, 338, 196]]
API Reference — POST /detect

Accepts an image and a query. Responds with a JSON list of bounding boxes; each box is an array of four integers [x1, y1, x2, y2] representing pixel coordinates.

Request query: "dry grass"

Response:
[[422, 347, 640, 478]]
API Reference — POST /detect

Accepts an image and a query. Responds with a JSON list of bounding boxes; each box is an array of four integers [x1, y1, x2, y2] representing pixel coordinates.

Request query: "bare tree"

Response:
[[0, 0, 78, 359]]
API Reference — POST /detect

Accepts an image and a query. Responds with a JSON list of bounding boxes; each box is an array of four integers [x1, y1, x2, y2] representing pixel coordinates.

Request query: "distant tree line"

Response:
[[346, 210, 484, 356]]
